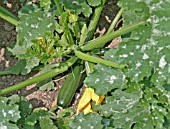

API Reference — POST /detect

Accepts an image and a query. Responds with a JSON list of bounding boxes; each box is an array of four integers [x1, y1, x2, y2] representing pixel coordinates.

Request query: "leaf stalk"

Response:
[[0, 57, 77, 95], [0, 6, 18, 26], [85, 0, 106, 41], [106, 8, 124, 34], [74, 51, 126, 69], [53, 0, 63, 15], [81, 21, 146, 51]]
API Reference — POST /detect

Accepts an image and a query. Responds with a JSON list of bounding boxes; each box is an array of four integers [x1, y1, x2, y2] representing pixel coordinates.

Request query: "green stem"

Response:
[[81, 21, 146, 51], [0, 6, 18, 26], [0, 6, 18, 20], [65, 23, 74, 45], [0, 70, 12, 76], [54, 0, 63, 15], [0, 57, 77, 95], [49, 105, 58, 112], [106, 8, 124, 34], [75, 51, 126, 69], [85, 0, 106, 41]]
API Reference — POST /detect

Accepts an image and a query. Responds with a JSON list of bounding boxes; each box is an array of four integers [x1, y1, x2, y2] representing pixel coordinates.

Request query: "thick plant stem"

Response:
[[81, 21, 146, 51], [0, 6, 18, 20], [0, 57, 77, 95], [54, 0, 63, 15], [75, 51, 126, 69], [0, 70, 11, 76], [106, 8, 124, 34], [86, 0, 106, 41], [0, 6, 18, 26]]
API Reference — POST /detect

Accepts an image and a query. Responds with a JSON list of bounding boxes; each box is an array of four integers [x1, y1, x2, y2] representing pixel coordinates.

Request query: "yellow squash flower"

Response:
[[77, 88, 105, 115]]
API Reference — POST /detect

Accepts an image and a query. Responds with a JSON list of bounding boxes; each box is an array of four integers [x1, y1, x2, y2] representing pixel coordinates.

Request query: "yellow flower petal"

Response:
[[91, 89, 99, 103], [83, 102, 92, 115], [77, 88, 93, 113], [91, 89, 105, 105], [77, 87, 105, 115], [96, 96, 105, 105], [38, 37, 44, 42]]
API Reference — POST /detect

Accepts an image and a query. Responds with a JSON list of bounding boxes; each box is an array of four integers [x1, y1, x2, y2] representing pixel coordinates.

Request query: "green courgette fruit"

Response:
[[57, 65, 84, 107]]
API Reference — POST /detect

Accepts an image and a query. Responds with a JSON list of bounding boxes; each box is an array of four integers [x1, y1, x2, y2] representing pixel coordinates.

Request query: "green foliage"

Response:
[[113, 0, 170, 85], [70, 0, 170, 128], [37, 78, 55, 91], [40, 0, 52, 11], [39, 117, 58, 129], [0, 95, 59, 129], [57, 108, 74, 129], [69, 112, 103, 129], [61, 0, 102, 17], [84, 64, 126, 95], [25, 109, 53, 129], [8, 9, 57, 73], [14, 10, 56, 53], [1, 0, 170, 128], [0, 96, 21, 129]]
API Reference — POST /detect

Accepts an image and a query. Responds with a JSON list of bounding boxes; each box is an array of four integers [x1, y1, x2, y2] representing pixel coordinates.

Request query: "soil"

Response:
[[0, 0, 120, 110]]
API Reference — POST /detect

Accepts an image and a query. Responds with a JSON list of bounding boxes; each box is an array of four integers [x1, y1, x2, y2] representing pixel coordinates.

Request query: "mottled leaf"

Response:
[[69, 112, 103, 129], [112, 0, 170, 85], [10, 10, 56, 56], [84, 64, 126, 95], [0, 96, 21, 129], [100, 90, 153, 129], [100, 90, 142, 117]]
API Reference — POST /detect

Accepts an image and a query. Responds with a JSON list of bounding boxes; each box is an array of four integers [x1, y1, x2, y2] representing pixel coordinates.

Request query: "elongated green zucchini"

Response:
[[57, 65, 84, 107]]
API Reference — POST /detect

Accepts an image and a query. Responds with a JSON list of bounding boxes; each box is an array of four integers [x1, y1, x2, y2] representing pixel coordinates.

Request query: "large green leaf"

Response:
[[0, 96, 21, 129], [112, 0, 170, 85], [145, 86, 170, 128], [84, 64, 126, 95], [100, 90, 142, 117], [98, 89, 153, 128], [10, 10, 56, 56], [69, 112, 103, 129]]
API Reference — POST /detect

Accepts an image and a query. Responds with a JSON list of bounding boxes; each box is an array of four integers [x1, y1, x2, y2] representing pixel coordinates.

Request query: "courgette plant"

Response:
[[0, 0, 170, 128], [0, 0, 137, 94]]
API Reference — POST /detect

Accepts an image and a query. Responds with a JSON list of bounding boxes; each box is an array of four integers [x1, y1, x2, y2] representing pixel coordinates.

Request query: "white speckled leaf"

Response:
[[111, 103, 152, 129], [114, 0, 170, 85], [100, 90, 142, 117], [0, 97, 21, 129], [99, 90, 154, 129], [10, 10, 56, 56], [84, 64, 126, 95], [144, 86, 170, 128], [69, 112, 103, 129]]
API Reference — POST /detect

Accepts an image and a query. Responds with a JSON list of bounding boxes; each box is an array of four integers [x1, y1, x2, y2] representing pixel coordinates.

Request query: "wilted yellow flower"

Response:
[[77, 88, 105, 115]]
